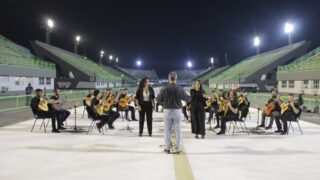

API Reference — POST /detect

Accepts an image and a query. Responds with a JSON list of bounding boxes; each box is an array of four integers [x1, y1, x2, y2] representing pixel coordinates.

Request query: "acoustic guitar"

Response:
[[103, 91, 119, 112], [38, 97, 49, 112], [118, 94, 134, 109]]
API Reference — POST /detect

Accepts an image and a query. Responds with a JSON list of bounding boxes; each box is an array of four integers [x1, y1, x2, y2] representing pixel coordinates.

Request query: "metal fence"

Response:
[[0, 87, 137, 112]]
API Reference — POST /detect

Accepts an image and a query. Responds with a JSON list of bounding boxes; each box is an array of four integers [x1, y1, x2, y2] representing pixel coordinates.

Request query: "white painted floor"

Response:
[[0, 107, 320, 180]]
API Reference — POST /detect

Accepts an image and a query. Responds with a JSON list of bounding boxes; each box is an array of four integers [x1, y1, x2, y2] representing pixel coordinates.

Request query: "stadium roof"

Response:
[[33, 41, 135, 82], [210, 41, 309, 83]]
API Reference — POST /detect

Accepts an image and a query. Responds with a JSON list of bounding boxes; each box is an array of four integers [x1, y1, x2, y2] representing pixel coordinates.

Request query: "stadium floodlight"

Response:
[[136, 60, 142, 68], [284, 22, 294, 44], [47, 19, 54, 29], [74, 35, 81, 53], [99, 50, 105, 65], [45, 18, 54, 44], [187, 61, 192, 68], [254, 36, 261, 54], [116, 57, 119, 63], [109, 55, 113, 60], [210, 57, 214, 64]]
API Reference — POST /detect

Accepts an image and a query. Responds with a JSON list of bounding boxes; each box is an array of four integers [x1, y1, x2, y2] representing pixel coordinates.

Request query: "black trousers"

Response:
[[108, 110, 120, 126], [220, 115, 240, 132], [215, 111, 224, 127], [124, 106, 136, 120], [139, 101, 153, 135], [37, 110, 59, 130], [182, 106, 189, 120], [279, 114, 296, 132], [207, 106, 214, 122], [191, 104, 206, 135], [56, 109, 70, 126], [97, 114, 109, 128], [239, 106, 249, 119]]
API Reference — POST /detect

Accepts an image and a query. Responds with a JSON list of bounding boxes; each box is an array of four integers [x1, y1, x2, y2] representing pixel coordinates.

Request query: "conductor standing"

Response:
[[157, 72, 190, 154]]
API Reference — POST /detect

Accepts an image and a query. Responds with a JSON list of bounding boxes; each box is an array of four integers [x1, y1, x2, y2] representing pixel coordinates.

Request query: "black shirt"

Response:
[[268, 97, 281, 112], [135, 86, 155, 105], [282, 100, 301, 118], [157, 84, 190, 109], [190, 89, 207, 107], [225, 98, 239, 117]]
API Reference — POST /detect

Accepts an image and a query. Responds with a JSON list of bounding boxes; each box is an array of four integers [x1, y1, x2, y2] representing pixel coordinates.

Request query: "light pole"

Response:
[[74, 35, 81, 53], [100, 50, 104, 65], [254, 36, 261, 55], [46, 19, 54, 44], [284, 22, 294, 45]]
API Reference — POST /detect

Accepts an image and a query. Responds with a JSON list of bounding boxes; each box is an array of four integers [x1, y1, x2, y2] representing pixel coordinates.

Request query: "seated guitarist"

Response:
[[277, 93, 301, 135], [90, 90, 109, 132], [30, 89, 60, 133], [118, 88, 137, 121], [216, 90, 239, 135], [258, 90, 281, 131], [103, 89, 120, 129], [238, 90, 250, 120], [84, 90, 94, 118]]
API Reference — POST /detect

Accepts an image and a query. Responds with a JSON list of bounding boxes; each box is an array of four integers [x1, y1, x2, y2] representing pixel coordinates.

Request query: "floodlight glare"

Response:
[[284, 22, 294, 34], [137, 60, 141, 66], [254, 36, 260, 47], [75, 35, 81, 42], [210, 57, 214, 64], [100, 50, 104, 57], [47, 19, 54, 29], [187, 61, 192, 68], [109, 55, 113, 60], [116, 57, 119, 63]]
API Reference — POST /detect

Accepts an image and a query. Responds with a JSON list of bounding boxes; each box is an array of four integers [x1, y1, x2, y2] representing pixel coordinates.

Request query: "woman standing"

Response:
[[135, 77, 155, 137], [190, 80, 208, 139]]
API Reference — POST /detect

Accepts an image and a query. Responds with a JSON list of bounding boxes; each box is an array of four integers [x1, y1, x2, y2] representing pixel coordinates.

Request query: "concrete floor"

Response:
[[0, 107, 320, 180]]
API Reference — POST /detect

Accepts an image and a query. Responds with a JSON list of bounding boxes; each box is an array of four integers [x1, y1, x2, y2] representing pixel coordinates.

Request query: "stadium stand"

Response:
[[118, 67, 159, 84], [209, 41, 310, 91], [173, 69, 206, 85], [31, 41, 136, 89], [277, 47, 320, 95], [192, 66, 230, 85], [0, 34, 56, 95]]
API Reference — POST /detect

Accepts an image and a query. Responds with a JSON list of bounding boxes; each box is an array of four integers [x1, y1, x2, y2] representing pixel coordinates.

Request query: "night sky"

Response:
[[1, 0, 320, 78]]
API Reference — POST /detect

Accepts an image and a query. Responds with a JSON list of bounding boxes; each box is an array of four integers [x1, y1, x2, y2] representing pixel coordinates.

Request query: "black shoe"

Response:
[[139, 134, 142, 137], [195, 135, 199, 139], [258, 124, 265, 128], [96, 123, 102, 133], [58, 126, 66, 130], [275, 130, 283, 133], [213, 125, 220, 129], [265, 126, 272, 130], [52, 129, 60, 133], [163, 149, 170, 154], [109, 126, 115, 130], [281, 131, 288, 135], [216, 131, 225, 135], [201, 135, 205, 139], [149, 134, 152, 137], [132, 119, 138, 121]]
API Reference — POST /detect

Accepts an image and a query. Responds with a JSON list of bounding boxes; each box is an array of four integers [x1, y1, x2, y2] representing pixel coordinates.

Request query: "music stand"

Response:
[[119, 106, 134, 132]]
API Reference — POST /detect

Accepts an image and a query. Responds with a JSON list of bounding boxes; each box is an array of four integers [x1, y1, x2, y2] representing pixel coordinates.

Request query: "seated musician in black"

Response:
[[50, 88, 70, 129], [90, 90, 109, 132], [216, 90, 239, 135], [277, 93, 301, 135], [206, 90, 217, 124], [118, 88, 137, 121], [214, 91, 228, 129], [103, 89, 120, 129], [30, 89, 60, 133], [182, 101, 191, 121], [84, 90, 94, 118], [258, 90, 281, 130], [238, 91, 250, 120]]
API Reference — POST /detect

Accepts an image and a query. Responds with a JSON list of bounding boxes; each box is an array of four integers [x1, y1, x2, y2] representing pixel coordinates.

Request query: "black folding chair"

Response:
[[287, 115, 303, 135], [86, 107, 108, 135], [30, 107, 50, 133]]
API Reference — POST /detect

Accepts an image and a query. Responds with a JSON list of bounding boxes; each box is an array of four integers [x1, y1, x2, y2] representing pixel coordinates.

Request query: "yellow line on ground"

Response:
[[171, 133, 195, 180]]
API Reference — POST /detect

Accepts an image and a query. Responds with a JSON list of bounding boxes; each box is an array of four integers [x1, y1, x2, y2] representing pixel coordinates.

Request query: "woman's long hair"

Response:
[[138, 77, 149, 91]]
